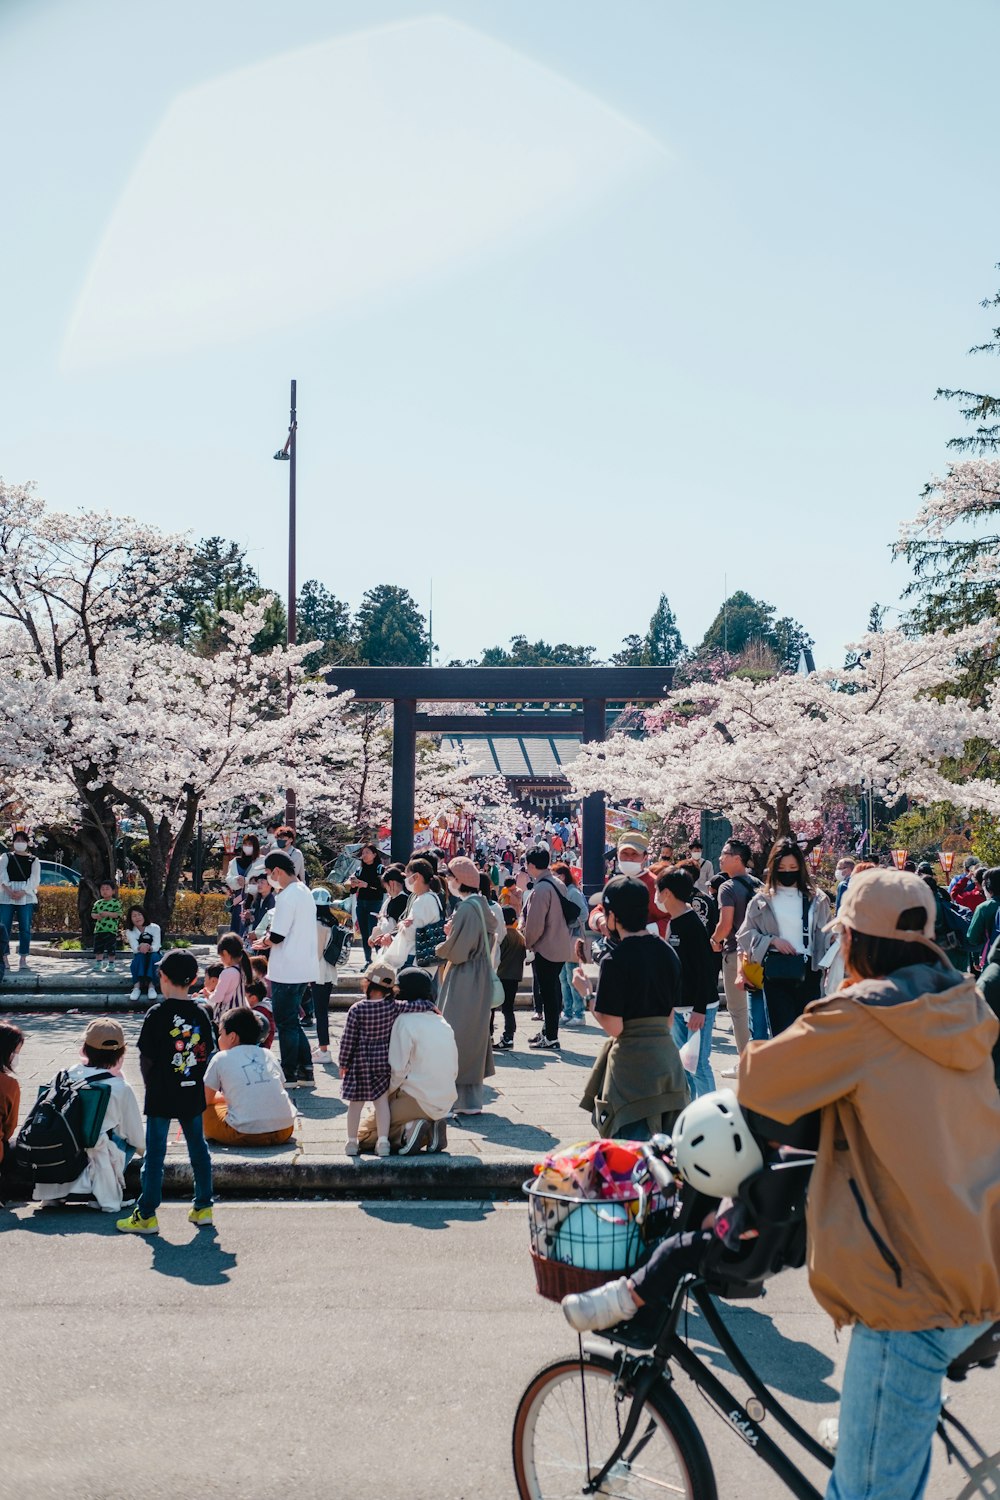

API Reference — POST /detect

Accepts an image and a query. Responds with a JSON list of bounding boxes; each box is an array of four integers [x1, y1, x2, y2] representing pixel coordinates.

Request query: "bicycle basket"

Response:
[[524, 1179, 654, 1302]]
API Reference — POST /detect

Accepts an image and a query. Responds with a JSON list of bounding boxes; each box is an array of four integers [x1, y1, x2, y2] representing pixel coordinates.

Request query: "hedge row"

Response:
[[36, 885, 231, 937]]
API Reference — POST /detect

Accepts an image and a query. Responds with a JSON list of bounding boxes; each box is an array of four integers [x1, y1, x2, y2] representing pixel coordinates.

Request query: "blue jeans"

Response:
[[828, 1320, 992, 1500], [270, 981, 312, 1082], [130, 950, 161, 985], [749, 990, 771, 1041], [139, 1114, 213, 1217], [560, 962, 584, 1020], [672, 1009, 716, 1099], [0, 901, 33, 957]]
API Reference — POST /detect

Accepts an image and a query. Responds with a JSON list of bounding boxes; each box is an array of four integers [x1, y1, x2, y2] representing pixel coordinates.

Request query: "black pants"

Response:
[[763, 968, 822, 1036], [498, 977, 518, 1040], [630, 1229, 715, 1303], [93, 933, 117, 958], [533, 954, 564, 1041], [356, 900, 381, 966], [312, 982, 332, 1048]]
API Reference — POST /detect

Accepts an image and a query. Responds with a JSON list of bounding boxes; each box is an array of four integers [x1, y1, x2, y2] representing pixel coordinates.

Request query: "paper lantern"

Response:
[[890, 849, 908, 870]]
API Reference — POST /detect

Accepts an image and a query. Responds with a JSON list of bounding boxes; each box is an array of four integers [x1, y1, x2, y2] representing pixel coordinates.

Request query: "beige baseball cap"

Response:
[[361, 961, 397, 990], [824, 868, 947, 963], [83, 1017, 126, 1051], [617, 832, 649, 854]]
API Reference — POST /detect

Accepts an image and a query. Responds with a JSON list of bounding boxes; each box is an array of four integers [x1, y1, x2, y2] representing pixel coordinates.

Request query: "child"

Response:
[[199, 962, 223, 1005], [34, 1018, 145, 1213], [495, 907, 526, 1050], [249, 954, 271, 999], [91, 880, 123, 973], [211, 933, 253, 1024], [202, 1007, 295, 1146], [117, 950, 214, 1235], [246, 981, 275, 1048], [338, 961, 398, 1158]]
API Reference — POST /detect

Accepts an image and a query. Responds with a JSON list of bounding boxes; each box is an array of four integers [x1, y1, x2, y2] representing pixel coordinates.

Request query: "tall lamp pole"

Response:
[[274, 378, 297, 831]]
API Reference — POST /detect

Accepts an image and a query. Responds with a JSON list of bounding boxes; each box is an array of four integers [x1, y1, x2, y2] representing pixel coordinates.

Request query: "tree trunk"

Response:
[[42, 780, 118, 940], [137, 792, 200, 932], [774, 796, 792, 841]]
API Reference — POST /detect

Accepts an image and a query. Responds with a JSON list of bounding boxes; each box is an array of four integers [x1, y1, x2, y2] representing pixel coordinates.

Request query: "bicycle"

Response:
[[513, 1143, 998, 1499]]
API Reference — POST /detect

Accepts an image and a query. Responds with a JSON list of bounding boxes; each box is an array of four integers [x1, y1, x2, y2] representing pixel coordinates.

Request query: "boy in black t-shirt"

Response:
[[117, 950, 215, 1235]]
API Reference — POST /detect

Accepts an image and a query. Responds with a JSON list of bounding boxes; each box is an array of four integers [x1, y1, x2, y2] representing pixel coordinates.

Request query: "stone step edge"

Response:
[[0, 987, 539, 1011], [159, 1155, 532, 1200]]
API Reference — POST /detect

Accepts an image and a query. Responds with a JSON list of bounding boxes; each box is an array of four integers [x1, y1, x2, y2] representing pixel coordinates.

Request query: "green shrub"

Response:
[[36, 885, 230, 937]]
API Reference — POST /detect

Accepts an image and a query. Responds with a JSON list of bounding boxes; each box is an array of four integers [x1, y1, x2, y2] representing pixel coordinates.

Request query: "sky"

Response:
[[2, 0, 1000, 670]]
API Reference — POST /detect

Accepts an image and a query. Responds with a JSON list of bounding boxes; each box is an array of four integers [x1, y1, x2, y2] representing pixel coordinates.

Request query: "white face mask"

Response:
[[242, 844, 254, 856], [618, 860, 643, 879], [447, 879, 462, 899], [246, 883, 258, 896], [13, 841, 27, 853], [405, 877, 416, 892]]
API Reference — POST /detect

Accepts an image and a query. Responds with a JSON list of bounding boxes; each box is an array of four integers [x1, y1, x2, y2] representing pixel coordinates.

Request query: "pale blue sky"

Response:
[[2, 0, 999, 668]]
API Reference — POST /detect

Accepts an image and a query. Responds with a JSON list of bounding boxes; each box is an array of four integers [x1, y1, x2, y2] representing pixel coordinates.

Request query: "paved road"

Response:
[[2, 1202, 996, 1500]]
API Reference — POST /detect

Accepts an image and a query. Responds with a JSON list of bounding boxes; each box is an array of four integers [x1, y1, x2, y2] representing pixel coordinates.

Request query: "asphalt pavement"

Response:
[[2, 1202, 997, 1500]]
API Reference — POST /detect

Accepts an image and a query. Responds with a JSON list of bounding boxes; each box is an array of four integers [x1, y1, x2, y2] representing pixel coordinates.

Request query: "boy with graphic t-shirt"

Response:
[[117, 950, 215, 1235]]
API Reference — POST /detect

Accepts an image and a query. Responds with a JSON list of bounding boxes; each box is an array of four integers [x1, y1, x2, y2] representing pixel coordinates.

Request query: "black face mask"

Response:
[[775, 870, 800, 887]]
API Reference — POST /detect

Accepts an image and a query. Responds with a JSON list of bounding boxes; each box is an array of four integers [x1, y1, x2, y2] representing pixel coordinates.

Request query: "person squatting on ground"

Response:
[[339, 961, 398, 1158], [117, 949, 215, 1235], [355, 968, 458, 1155], [202, 1006, 295, 1146]]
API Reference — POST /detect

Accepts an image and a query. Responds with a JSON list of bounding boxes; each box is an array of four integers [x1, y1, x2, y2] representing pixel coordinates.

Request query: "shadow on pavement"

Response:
[[358, 1201, 496, 1228], [693, 1301, 839, 1402], [148, 1229, 237, 1285], [956, 1449, 1000, 1499], [1, 1204, 120, 1236], [457, 1112, 559, 1152]]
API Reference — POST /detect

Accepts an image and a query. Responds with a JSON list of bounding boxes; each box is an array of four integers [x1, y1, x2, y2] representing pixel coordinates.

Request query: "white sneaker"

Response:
[[129, 984, 142, 1001], [720, 1064, 739, 1078], [312, 1048, 332, 1064], [146, 985, 157, 1000], [562, 1277, 639, 1332], [345, 1139, 360, 1156], [375, 1137, 391, 1158], [818, 1417, 839, 1452]]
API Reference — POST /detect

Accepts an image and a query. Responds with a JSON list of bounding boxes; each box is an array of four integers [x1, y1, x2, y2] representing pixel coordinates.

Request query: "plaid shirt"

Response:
[[338, 996, 398, 1102]]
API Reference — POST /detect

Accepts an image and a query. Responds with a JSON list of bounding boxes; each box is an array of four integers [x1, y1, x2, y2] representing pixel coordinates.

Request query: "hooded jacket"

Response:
[[738, 962, 1000, 1332]]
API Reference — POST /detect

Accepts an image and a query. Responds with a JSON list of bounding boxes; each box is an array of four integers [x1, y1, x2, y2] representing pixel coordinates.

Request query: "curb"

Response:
[[162, 1154, 530, 1200], [1, 988, 539, 1013]]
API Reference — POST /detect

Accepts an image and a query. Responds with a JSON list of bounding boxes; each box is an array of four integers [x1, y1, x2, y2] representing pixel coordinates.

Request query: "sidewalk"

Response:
[[10, 1009, 740, 1197]]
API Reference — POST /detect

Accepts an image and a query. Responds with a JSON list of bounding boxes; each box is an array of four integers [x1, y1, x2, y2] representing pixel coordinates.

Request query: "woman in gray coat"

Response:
[[435, 856, 501, 1114], [737, 839, 832, 1036]]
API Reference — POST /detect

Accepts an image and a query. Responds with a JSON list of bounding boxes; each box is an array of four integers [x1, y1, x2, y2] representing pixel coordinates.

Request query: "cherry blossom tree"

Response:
[[896, 460, 1000, 633], [567, 625, 1000, 853]]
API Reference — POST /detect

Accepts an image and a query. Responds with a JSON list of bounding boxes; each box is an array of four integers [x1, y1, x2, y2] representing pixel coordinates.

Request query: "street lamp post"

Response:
[[274, 379, 297, 832]]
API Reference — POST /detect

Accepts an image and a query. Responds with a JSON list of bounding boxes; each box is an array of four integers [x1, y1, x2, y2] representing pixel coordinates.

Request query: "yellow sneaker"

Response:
[[116, 1207, 158, 1234], [188, 1206, 214, 1227]]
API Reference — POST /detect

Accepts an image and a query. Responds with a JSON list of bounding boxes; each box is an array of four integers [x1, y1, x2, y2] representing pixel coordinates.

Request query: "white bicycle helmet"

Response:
[[311, 887, 333, 905], [672, 1089, 763, 1198]]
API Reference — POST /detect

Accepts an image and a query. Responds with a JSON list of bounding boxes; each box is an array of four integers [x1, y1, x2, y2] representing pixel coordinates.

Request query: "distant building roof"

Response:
[[443, 735, 581, 781]]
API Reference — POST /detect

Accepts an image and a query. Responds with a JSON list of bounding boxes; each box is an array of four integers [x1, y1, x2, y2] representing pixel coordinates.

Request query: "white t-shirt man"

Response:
[[203, 1046, 295, 1134], [267, 878, 319, 984]]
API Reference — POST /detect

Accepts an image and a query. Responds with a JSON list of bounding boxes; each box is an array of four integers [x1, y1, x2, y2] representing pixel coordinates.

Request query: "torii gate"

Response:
[[324, 666, 673, 895]]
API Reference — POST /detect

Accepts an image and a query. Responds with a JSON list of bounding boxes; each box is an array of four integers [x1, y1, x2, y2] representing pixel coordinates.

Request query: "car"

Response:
[[38, 861, 81, 887]]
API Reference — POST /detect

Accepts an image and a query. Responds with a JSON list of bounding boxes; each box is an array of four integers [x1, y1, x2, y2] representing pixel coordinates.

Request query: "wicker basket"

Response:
[[525, 1178, 653, 1305]]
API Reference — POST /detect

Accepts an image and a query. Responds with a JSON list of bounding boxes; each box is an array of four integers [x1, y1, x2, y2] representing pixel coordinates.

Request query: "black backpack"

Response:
[[540, 876, 581, 929], [12, 1069, 113, 1184]]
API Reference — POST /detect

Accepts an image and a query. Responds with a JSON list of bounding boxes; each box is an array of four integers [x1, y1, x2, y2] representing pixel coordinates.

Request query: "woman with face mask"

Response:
[[0, 832, 41, 972], [383, 859, 447, 974], [224, 834, 262, 935], [736, 839, 833, 1035]]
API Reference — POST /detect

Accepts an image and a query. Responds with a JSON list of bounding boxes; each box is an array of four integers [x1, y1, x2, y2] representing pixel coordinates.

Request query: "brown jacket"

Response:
[[739, 962, 1000, 1332], [521, 875, 575, 964]]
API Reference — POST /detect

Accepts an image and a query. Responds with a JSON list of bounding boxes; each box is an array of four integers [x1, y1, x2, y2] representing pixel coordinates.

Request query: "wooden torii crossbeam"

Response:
[[325, 666, 673, 892]]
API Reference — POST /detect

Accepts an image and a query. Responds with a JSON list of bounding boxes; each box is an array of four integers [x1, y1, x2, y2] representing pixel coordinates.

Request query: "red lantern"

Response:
[[939, 850, 957, 876], [890, 849, 908, 871], [807, 846, 823, 873]]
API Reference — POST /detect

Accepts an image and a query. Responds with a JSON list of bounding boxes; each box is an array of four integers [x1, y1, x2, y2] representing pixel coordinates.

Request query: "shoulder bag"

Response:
[[762, 892, 811, 984], [472, 899, 506, 1009], [415, 895, 447, 967]]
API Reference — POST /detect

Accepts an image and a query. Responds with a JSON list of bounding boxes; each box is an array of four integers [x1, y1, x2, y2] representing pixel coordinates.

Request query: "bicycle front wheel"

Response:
[[513, 1351, 716, 1500]]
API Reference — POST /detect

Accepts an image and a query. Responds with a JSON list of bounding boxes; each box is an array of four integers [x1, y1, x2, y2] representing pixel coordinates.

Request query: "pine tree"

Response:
[[643, 594, 685, 666], [354, 585, 429, 666]]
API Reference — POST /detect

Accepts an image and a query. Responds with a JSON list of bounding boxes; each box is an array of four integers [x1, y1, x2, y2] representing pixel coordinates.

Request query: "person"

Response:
[[521, 846, 575, 1051], [349, 843, 384, 965], [974, 935, 1000, 1089], [117, 950, 214, 1234], [435, 855, 501, 1112], [915, 859, 972, 971], [711, 839, 760, 1073], [256, 851, 318, 1089], [212, 933, 253, 1022], [949, 854, 985, 914], [577, 876, 688, 1139], [339, 960, 398, 1157], [738, 869, 1000, 1500], [553, 862, 589, 1027], [125, 906, 162, 1001], [967, 866, 1000, 972], [479, 872, 507, 965], [834, 857, 856, 913], [737, 839, 832, 1037], [370, 865, 409, 948], [272, 825, 306, 882], [656, 868, 719, 1098], [310, 888, 346, 1066], [91, 879, 123, 974], [687, 837, 714, 894], [383, 858, 447, 976], [202, 1007, 295, 1146], [244, 981, 275, 1044], [0, 831, 40, 972], [199, 962, 223, 1005], [356, 968, 458, 1154], [0, 1022, 24, 1203], [495, 906, 527, 1051], [33, 1018, 145, 1213], [249, 954, 271, 997], [614, 833, 669, 938], [244, 872, 276, 943], [223, 833, 262, 931]]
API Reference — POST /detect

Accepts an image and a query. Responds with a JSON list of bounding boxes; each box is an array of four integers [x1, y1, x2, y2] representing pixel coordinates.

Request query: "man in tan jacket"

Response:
[[739, 869, 1000, 1500]]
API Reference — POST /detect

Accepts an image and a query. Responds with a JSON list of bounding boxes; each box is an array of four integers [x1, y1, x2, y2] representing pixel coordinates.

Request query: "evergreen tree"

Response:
[[296, 579, 353, 672], [643, 594, 685, 665], [697, 591, 812, 674], [480, 636, 596, 666], [354, 584, 429, 666], [611, 633, 645, 667], [159, 536, 259, 645]]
